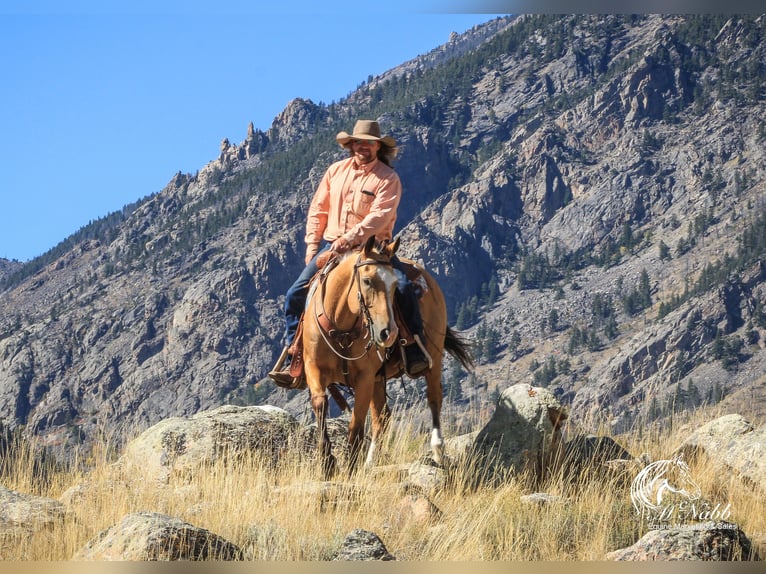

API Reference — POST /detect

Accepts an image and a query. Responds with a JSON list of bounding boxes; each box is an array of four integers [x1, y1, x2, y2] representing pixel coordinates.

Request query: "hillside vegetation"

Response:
[[1, 402, 763, 560]]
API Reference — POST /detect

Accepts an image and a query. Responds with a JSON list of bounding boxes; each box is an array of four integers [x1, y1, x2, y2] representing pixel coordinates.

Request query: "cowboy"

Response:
[[268, 119, 432, 387]]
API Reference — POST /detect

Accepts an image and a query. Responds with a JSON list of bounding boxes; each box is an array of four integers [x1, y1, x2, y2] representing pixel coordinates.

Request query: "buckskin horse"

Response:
[[299, 235, 472, 477]]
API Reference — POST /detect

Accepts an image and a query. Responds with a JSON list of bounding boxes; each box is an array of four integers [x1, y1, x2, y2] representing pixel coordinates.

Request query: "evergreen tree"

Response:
[[639, 269, 652, 308], [548, 308, 560, 333], [658, 240, 671, 260]]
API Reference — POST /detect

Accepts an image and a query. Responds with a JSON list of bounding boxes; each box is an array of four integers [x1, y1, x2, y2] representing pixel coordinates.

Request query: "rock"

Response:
[[559, 434, 635, 480], [332, 529, 395, 561], [119, 404, 300, 481], [297, 414, 357, 465], [0, 484, 67, 534], [470, 383, 568, 484], [58, 482, 90, 508], [73, 511, 242, 560], [406, 457, 448, 493], [606, 523, 760, 561], [444, 430, 479, 462], [394, 492, 442, 526], [675, 414, 766, 492]]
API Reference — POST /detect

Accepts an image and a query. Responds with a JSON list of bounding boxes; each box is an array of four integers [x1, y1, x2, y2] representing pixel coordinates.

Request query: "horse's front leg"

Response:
[[347, 377, 374, 475], [365, 376, 391, 468], [306, 363, 336, 479], [425, 365, 444, 466]]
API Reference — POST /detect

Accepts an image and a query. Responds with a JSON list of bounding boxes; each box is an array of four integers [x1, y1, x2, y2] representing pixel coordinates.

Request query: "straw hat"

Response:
[[336, 120, 397, 149]]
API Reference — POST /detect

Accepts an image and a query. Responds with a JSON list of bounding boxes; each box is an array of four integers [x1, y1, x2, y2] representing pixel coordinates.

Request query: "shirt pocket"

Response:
[[352, 188, 376, 215]]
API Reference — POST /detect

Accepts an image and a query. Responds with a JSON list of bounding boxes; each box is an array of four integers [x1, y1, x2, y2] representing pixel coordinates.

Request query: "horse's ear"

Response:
[[363, 235, 376, 254], [388, 237, 400, 256]]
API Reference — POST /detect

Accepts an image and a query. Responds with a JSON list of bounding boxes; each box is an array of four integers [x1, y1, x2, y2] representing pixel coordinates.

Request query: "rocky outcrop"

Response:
[[675, 414, 766, 492], [470, 383, 568, 484], [558, 434, 636, 480], [607, 523, 759, 561], [0, 484, 67, 535], [73, 512, 243, 561], [120, 405, 300, 482], [332, 529, 396, 561]]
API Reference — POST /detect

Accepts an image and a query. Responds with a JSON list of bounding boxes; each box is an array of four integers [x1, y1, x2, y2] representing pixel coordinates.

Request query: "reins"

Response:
[[312, 251, 393, 363]]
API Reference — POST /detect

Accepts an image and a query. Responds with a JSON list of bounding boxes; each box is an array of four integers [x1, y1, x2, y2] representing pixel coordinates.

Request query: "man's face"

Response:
[[351, 139, 380, 164]]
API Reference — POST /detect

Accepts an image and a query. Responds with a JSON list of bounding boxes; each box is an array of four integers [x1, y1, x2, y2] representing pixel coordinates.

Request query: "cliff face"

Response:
[[2, 14, 766, 459]]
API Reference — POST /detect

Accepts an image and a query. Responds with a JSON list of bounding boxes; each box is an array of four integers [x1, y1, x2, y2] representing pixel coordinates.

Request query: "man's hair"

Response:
[[378, 142, 398, 167]]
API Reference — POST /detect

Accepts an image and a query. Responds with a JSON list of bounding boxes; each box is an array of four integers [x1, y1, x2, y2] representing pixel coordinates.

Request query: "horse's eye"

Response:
[[362, 277, 373, 288]]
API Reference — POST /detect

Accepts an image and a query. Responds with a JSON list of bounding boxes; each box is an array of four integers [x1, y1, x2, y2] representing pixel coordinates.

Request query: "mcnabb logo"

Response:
[[630, 454, 732, 529]]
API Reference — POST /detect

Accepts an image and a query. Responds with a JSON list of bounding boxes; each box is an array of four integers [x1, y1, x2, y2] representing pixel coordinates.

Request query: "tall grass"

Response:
[[1, 403, 763, 561]]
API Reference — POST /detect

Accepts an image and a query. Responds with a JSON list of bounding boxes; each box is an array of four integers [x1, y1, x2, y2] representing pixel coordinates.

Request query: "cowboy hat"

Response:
[[336, 120, 397, 148]]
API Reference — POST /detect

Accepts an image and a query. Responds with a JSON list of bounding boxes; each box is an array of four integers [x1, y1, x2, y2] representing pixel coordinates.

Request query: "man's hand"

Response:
[[330, 236, 351, 254]]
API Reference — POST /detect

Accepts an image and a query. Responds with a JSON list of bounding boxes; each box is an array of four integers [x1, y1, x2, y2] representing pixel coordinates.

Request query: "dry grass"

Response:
[[1, 403, 764, 561]]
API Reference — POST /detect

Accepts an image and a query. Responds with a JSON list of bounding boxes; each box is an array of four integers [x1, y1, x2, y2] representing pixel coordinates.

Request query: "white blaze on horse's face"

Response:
[[359, 263, 399, 349]]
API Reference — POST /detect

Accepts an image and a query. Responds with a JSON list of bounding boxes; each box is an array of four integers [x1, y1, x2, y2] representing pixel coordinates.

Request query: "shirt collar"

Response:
[[353, 157, 379, 172]]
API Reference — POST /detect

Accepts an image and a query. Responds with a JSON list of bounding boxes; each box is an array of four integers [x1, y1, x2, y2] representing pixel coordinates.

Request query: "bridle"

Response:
[[312, 251, 395, 362]]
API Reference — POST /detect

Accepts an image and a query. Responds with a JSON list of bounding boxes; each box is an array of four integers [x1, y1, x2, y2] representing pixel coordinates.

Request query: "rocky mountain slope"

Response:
[[1, 14, 765, 460], [0, 258, 24, 283]]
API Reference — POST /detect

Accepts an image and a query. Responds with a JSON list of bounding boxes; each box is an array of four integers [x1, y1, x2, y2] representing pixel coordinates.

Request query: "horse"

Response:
[[300, 235, 473, 478]]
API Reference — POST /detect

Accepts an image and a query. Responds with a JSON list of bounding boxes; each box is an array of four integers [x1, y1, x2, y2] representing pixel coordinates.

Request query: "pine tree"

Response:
[[659, 240, 671, 260], [639, 269, 652, 308]]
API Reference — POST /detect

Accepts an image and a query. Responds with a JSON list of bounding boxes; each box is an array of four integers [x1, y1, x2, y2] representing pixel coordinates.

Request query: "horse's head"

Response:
[[354, 236, 400, 349]]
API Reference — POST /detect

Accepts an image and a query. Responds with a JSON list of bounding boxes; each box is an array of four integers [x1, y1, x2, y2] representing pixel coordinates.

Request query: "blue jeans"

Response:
[[283, 243, 332, 347], [282, 243, 424, 348]]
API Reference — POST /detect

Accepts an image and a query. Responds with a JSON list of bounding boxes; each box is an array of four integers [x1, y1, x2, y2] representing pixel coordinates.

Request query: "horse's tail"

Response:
[[444, 326, 474, 370]]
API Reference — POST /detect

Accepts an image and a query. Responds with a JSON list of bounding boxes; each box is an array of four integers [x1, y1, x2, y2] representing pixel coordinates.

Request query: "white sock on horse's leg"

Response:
[[365, 440, 377, 468], [430, 428, 444, 464]]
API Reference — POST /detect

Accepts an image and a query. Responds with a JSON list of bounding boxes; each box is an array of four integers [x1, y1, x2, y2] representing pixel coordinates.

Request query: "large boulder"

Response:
[[675, 414, 766, 492], [606, 523, 760, 561], [73, 512, 242, 560], [469, 383, 568, 484], [0, 484, 67, 535], [558, 434, 636, 481], [119, 404, 300, 481]]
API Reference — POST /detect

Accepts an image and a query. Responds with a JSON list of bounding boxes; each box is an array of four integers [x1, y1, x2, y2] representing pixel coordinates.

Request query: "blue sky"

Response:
[[0, 2, 502, 262]]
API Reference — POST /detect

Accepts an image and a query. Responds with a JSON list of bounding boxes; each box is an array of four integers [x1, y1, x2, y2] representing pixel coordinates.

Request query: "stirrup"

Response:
[[267, 346, 305, 389], [272, 346, 290, 371], [413, 334, 434, 370], [403, 334, 433, 378], [268, 370, 305, 389]]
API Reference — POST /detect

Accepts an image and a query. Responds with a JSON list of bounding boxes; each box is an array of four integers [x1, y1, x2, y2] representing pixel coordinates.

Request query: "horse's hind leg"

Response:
[[365, 377, 391, 468], [311, 391, 336, 479], [425, 362, 444, 466]]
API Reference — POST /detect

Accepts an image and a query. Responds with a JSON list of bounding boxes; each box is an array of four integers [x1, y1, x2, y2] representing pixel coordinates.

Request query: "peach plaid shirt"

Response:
[[304, 156, 402, 249]]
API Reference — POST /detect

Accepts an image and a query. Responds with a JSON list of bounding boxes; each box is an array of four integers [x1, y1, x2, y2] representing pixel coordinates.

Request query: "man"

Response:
[[268, 119, 432, 388]]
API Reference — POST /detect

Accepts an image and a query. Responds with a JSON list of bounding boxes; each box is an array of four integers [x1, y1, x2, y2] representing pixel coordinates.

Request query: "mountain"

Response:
[[2, 14, 766, 460]]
